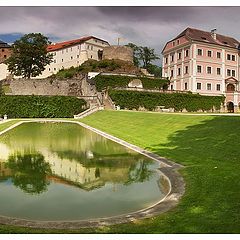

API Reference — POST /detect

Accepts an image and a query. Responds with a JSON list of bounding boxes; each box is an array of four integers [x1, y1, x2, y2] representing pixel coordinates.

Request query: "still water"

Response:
[[0, 122, 169, 221]]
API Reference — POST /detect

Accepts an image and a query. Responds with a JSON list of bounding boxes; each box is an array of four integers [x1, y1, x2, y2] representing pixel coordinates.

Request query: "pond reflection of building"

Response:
[[44, 150, 130, 191]]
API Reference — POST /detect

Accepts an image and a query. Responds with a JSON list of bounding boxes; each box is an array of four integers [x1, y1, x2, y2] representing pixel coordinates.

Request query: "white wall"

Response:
[[37, 38, 109, 79], [0, 63, 8, 80]]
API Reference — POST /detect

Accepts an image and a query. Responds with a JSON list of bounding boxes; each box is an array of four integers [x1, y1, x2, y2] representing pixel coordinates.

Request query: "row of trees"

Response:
[[4, 33, 162, 79]]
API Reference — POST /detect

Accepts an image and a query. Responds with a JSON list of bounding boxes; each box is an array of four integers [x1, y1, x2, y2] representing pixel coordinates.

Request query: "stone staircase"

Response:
[[74, 105, 102, 119], [103, 96, 115, 110]]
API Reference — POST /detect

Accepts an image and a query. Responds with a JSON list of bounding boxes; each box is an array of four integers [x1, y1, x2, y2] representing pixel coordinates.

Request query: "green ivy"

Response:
[[109, 90, 225, 112], [0, 95, 87, 118], [94, 75, 169, 91]]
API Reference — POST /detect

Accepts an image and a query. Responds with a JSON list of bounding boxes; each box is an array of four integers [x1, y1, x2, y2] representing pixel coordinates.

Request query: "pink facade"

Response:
[[162, 27, 240, 112]]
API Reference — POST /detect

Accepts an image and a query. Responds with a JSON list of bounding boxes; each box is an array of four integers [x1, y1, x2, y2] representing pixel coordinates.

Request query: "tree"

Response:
[[5, 33, 53, 79], [138, 46, 160, 68], [146, 63, 162, 78], [7, 152, 52, 194], [126, 43, 141, 67], [126, 43, 160, 69]]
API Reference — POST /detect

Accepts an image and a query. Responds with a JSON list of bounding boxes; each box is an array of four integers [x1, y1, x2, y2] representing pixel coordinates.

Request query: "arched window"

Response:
[[227, 84, 235, 92]]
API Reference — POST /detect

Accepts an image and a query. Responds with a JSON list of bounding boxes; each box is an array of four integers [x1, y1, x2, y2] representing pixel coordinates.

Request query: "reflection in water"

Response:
[[6, 152, 51, 194], [0, 122, 168, 221]]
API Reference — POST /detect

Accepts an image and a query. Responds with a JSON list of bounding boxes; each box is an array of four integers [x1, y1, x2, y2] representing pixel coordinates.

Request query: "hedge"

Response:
[[109, 90, 225, 112], [0, 95, 87, 118], [94, 75, 169, 91]]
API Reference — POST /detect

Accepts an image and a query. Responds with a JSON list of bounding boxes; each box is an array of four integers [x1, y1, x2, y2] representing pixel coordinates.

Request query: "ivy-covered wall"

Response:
[[0, 95, 87, 118], [109, 90, 225, 112], [94, 75, 169, 91]]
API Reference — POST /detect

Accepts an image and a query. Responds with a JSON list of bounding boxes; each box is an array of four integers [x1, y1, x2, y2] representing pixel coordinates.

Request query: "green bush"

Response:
[[94, 75, 169, 91], [0, 95, 87, 118], [0, 83, 3, 96], [109, 90, 225, 112]]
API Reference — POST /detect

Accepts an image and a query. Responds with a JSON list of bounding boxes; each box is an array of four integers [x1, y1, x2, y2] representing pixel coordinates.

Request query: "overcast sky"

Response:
[[0, 6, 240, 61]]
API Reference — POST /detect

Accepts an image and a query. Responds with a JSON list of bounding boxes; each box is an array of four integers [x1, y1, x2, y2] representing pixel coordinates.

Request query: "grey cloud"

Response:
[[0, 6, 240, 63]]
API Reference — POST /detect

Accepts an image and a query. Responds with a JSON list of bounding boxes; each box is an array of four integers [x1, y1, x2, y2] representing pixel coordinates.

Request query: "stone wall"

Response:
[[102, 46, 133, 63], [9, 77, 84, 96]]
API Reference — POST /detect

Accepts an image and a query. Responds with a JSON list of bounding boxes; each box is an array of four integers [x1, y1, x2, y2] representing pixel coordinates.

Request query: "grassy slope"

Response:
[[0, 111, 239, 233]]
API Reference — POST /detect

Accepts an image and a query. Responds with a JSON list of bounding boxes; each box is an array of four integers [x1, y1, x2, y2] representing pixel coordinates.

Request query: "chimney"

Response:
[[211, 29, 217, 40]]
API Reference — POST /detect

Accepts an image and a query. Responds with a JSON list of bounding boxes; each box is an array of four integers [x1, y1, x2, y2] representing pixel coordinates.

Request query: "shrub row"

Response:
[[109, 90, 225, 112], [0, 95, 87, 118], [94, 75, 169, 91]]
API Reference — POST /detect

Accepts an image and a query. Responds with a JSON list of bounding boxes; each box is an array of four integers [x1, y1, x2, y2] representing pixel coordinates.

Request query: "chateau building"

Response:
[[0, 40, 12, 80], [0, 40, 11, 63], [38, 36, 110, 78], [162, 27, 240, 112]]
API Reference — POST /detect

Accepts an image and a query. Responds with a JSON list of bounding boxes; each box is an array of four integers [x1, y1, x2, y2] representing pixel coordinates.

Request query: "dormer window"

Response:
[[223, 41, 228, 44], [177, 40, 180, 45], [201, 37, 207, 40]]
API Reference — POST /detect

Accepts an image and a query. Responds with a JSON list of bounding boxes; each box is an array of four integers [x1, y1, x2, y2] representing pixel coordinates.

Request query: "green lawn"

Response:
[[0, 111, 240, 233], [0, 120, 20, 132]]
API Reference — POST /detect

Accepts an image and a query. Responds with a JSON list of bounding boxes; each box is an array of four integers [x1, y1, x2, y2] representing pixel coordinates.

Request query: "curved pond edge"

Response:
[[0, 119, 185, 229]]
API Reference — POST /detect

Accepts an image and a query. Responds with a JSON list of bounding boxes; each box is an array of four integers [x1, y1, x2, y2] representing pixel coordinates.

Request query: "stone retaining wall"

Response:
[[9, 77, 85, 96]]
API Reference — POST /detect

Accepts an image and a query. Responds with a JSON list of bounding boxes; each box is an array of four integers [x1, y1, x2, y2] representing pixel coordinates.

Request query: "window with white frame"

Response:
[[171, 54, 174, 62], [197, 82, 201, 90], [178, 52, 181, 60], [227, 54, 231, 60], [197, 65, 202, 73], [185, 49, 189, 57], [170, 70, 174, 78], [227, 69, 231, 76], [232, 55, 236, 61], [184, 82, 188, 90], [207, 66, 212, 74], [217, 52, 221, 58], [207, 50, 212, 57], [178, 68, 181, 76], [216, 84, 221, 91], [217, 68, 221, 75], [165, 57, 168, 64], [207, 83, 211, 90], [232, 70, 236, 77], [197, 49, 203, 56], [185, 66, 188, 74]]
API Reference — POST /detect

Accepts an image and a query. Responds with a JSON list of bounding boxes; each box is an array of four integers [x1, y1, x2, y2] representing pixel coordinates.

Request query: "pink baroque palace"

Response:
[[162, 27, 240, 112]]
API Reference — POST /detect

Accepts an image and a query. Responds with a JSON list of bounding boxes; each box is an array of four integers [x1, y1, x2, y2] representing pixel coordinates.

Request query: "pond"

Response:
[[0, 122, 169, 221]]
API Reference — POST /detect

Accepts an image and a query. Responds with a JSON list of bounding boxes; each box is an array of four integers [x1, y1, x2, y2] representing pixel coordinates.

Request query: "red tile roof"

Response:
[[162, 27, 240, 52], [47, 36, 109, 52]]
